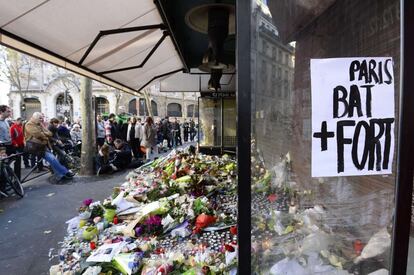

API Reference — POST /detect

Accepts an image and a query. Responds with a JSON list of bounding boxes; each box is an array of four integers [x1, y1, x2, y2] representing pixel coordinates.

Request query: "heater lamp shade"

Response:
[[199, 62, 235, 73], [185, 4, 236, 35]]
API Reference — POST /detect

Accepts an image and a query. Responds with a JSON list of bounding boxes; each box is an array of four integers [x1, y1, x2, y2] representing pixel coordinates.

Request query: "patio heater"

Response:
[[185, 3, 235, 91], [185, 3, 236, 155]]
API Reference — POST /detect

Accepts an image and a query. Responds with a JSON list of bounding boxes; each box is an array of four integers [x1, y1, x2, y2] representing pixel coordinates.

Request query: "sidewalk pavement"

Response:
[[0, 170, 130, 275], [0, 142, 196, 274]]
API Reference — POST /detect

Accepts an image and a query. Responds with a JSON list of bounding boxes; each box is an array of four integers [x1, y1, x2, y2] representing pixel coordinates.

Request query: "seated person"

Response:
[[57, 122, 72, 143], [47, 118, 60, 143], [0, 147, 8, 195], [48, 118, 67, 162], [70, 123, 82, 143], [95, 143, 110, 174], [96, 139, 132, 175], [24, 112, 75, 182], [111, 139, 132, 171]]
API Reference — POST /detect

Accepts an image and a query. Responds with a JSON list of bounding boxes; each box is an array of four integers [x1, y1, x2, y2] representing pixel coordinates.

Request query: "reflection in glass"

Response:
[[250, 0, 400, 274], [198, 98, 222, 147], [223, 98, 237, 147]]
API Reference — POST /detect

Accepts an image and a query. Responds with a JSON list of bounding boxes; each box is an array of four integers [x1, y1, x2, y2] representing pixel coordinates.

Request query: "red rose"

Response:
[[194, 214, 217, 232], [224, 244, 235, 252], [268, 194, 278, 203]]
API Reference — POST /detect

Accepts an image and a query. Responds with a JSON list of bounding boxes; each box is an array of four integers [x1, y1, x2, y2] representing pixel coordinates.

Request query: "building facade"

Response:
[[251, 0, 295, 164], [5, 52, 199, 122]]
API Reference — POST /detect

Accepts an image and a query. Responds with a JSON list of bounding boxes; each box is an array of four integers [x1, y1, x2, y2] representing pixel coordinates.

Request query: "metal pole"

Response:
[[390, 1, 414, 274], [221, 97, 224, 155], [236, 0, 251, 274]]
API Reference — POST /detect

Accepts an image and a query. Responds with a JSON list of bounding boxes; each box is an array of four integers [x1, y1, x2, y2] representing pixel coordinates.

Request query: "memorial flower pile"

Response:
[[50, 149, 238, 275], [249, 140, 392, 274]]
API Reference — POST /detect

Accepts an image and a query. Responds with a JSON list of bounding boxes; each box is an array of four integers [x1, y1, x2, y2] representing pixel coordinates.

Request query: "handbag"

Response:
[[24, 140, 46, 156]]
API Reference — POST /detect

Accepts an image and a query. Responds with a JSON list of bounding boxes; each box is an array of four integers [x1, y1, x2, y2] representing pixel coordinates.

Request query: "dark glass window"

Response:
[[167, 103, 182, 117]]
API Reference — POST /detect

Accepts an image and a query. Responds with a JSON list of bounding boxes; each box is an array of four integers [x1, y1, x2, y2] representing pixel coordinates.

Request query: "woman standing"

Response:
[[141, 117, 158, 161], [135, 117, 144, 158]]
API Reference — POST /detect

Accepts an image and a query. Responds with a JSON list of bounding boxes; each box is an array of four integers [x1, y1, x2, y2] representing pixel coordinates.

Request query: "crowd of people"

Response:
[[0, 105, 76, 189], [0, 103, 198, 190], [95, 114, 198, 174]]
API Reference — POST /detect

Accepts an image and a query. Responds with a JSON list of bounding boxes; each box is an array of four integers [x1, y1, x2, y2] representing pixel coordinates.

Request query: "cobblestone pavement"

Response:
[[0, 170, 130, 275]]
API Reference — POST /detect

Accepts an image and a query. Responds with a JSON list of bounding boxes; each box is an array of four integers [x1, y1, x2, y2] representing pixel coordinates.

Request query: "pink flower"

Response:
[[83, 198, 93, 206], [144, 215, 162, 226]]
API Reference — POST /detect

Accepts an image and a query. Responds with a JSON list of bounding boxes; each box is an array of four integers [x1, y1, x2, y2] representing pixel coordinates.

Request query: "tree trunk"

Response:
[[182, 92, 185, 118], [79, 77, 95, 176], [193, 92, 197, 120], [115, 91, 121, 114], [143, 88, 153, 118]]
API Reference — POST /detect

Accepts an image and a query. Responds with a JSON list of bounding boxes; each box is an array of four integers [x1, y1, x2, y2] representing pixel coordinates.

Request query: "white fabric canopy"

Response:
[[160, 70, 235, 92], [0, 0, 185, 94]]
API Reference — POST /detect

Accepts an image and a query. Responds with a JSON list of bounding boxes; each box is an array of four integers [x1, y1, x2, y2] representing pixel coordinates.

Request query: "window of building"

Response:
[[22, 97, 41, 120], [187, 104, 199, 118], [138, 98, 146, 116], [128, 99, 137, 115], [151, 101, 158, 116], [95, 97, 109, 115], [167, 103, 182, 117], [139, 98, 158, 116], [56, 93, 73, 120]]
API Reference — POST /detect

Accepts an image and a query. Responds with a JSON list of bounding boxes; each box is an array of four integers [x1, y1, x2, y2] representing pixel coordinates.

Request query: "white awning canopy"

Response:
[[160, 70, 235, 92], [0, 0, 185, 95]]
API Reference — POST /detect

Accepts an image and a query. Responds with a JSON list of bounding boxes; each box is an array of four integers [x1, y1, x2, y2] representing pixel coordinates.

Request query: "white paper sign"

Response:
[[311, 57, 395, 177]]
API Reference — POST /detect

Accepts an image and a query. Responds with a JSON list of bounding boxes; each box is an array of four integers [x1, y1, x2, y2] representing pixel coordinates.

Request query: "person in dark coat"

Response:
[[183, 119, 189, 142], [57, 122, 72, 143], [126, 117, 139, 158], [189, 119, 196, 141], [111, 139, 132, 170], [96, 139, 132, 175], [171, 118, 182, 147], [105, 114, 119, 145], [117, 120, 128, 141], [161, 116, 171, 148]]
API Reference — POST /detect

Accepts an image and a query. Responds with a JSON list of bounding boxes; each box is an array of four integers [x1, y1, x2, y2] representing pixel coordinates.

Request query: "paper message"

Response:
[[311, 57, 395, 177]]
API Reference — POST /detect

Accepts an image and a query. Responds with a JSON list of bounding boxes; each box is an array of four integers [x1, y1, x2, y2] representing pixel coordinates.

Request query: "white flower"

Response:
[[161, 214, 174, 227], [187, 209, 195, 219], [89, 201, 101, 208]]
